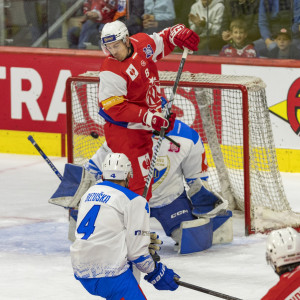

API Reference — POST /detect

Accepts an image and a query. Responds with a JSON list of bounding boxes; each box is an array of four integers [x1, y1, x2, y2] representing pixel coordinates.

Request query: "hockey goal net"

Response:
[[66, 71, 300, 235]]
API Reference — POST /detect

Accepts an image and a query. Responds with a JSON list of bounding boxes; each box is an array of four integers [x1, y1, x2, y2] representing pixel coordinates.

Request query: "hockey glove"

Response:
[[143, 109, 169, 132], [165, 112, 176, 133], [169, 24, 200, 51], [144, 262, 179, 291], [149, 232, 163, 261]]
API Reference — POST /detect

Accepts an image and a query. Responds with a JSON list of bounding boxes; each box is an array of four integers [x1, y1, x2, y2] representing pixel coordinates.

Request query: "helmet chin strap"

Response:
[[125, 179, 129, 188], [124, 177, 131, 188], [125, 43, 134, 60]]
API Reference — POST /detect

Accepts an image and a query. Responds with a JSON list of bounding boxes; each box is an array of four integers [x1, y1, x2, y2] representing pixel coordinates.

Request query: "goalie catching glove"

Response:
[[143, 109, 176, 133], [169, 24, 200, 51], [144, 262, 179, 291]]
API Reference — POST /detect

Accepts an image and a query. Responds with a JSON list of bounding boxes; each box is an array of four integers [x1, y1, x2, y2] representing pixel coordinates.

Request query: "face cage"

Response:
[[266, 253, 276, 270]]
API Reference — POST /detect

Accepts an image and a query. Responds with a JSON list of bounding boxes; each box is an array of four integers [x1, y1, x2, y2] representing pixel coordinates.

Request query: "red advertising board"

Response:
[[0, 48, 102, 134], [0, 47, 221, 134]]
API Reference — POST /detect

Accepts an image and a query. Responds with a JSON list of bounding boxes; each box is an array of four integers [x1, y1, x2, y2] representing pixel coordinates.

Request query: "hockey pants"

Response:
[[76, 268, 147, 299], [104, 122, 153, 200]]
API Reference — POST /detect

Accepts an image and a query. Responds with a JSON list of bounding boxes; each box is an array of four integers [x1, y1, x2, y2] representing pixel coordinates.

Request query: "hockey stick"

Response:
[[143, 47, 189, 199], [174, 278, 243, 300], [27, 135, 63, 181], [153, 130, 180, 148]]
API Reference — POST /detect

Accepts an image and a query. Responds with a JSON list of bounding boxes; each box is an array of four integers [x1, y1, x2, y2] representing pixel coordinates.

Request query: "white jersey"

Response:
[[86, 120, 208, 208], [70, 181, 155, 279], [151, 120, 208, 208]]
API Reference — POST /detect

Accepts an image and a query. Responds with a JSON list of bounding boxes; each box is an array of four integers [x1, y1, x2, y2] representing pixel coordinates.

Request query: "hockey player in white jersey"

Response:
[[70, 153, 179, 299]]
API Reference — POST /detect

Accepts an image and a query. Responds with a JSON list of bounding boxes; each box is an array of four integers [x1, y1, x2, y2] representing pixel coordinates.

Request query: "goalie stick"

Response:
[[174, 278, 243, 300], [152, 130, 180, 148], [143, 47, 189, 198], [27, 135, 63, 181]]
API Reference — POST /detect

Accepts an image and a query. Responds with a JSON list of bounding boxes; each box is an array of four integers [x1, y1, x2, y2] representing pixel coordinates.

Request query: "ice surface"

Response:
[[1, 153, 299, 300]]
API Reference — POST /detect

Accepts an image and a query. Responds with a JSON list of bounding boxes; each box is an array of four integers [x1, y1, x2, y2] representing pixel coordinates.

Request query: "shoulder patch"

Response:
[[126, 64, 139, 81], [143, 44, 154, 58]]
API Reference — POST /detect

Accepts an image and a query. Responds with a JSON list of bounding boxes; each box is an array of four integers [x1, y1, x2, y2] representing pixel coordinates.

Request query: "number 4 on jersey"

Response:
[[77, 205, 101, 240]]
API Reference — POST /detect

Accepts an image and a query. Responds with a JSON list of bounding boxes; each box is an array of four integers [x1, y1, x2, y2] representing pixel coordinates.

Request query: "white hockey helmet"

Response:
[[102, 153, 133, 181], [101, 20, 129, 50], [266, 227, 300, 271]]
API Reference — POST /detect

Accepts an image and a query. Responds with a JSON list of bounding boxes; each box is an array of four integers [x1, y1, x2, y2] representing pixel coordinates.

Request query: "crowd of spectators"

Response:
[[3, 0, 300, 59]]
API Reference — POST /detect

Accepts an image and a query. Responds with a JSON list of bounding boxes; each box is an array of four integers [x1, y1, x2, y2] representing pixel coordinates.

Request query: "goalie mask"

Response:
[[266, 227, 300, 273], [102, 153, 133, 181], [101, 20, 129, 54]]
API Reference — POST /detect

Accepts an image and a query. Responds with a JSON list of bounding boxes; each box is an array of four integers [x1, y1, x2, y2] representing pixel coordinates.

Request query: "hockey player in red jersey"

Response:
[[261, 227, 300, 300], [98, 20, 199, 200]]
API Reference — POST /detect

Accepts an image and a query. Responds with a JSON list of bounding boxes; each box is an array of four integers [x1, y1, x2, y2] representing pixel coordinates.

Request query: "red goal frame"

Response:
[[66, 76, 254, 235]]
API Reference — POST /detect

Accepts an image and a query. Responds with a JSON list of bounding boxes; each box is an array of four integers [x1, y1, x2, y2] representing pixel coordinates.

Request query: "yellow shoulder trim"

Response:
[[101, 96, 126, 110]]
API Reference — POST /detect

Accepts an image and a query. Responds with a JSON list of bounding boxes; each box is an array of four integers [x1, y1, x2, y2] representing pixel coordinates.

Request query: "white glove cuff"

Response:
[[169, 24, 185, 46], [144, 110, 154, 127]]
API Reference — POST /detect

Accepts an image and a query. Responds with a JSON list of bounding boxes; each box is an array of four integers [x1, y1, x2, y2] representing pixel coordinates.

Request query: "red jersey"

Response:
[[83, 0, 118, 23], [261, 266, 300, 300], [98, 29, 175, 130], [219, 44, 257, 58], [98, 27, 177, 200]]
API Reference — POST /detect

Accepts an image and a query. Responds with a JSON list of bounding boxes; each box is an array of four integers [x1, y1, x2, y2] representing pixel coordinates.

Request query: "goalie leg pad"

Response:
[[150, 191, 194, 236], [178, 218, 213, 254], [49, 163, 96, 208], [212, 211, 233, 244], [84, 159, 102, 181], [83, 141, 113, 181]]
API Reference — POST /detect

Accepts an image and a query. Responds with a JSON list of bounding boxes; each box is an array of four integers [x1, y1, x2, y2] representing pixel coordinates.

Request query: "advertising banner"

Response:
[[0, 48, 220, 135], [0, 47, 299, 171], [222, 65, 300, 149]]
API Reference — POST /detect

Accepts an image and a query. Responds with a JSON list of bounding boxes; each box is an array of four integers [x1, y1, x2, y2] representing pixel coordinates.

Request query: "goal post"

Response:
[[66, 71, 300, 235], [66, 75, 103, 165]]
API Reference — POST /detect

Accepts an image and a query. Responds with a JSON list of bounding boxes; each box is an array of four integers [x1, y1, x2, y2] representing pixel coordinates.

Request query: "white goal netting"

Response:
[[66, 71, 300, 234]]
